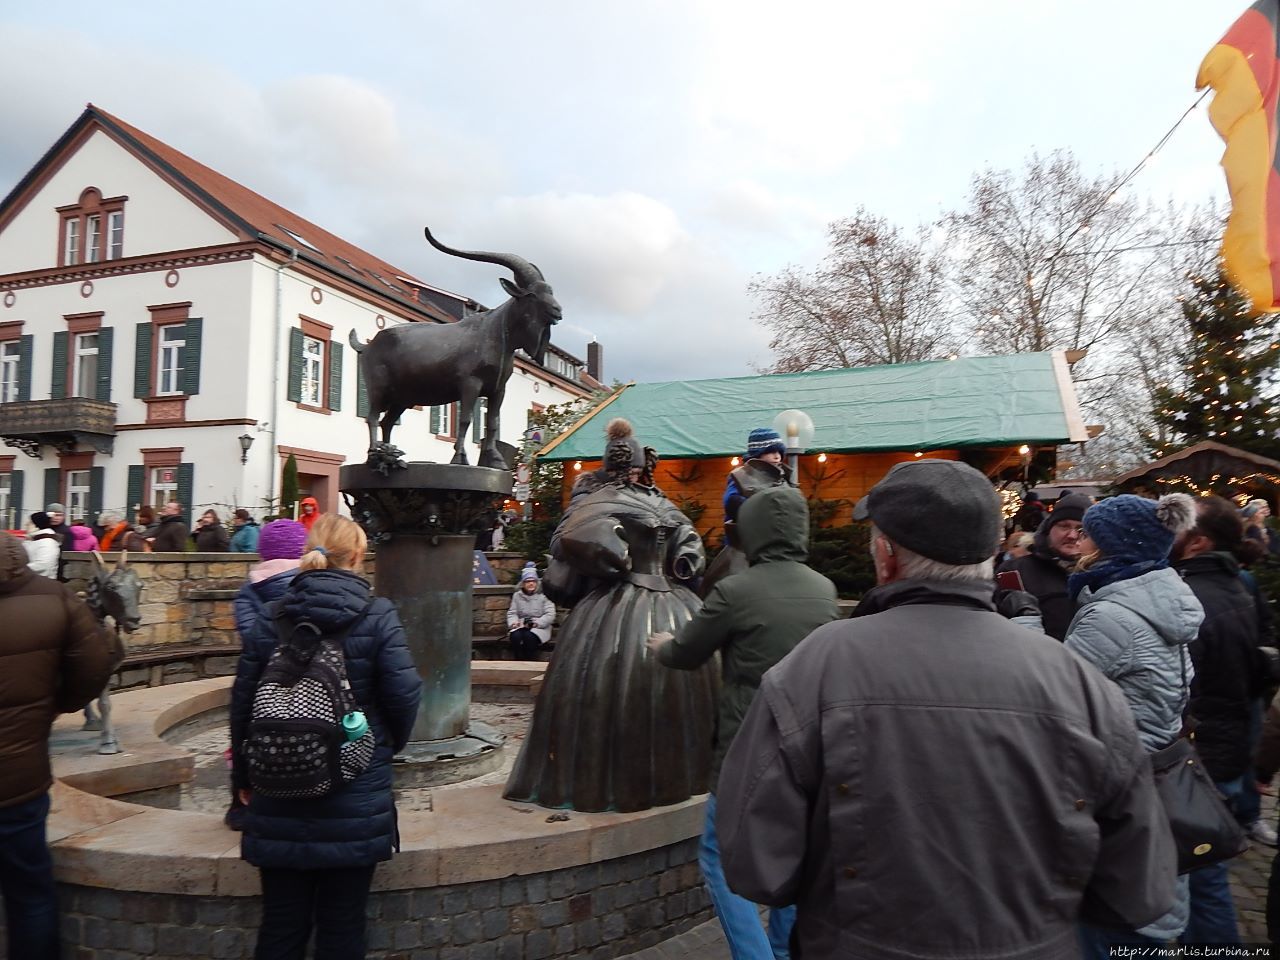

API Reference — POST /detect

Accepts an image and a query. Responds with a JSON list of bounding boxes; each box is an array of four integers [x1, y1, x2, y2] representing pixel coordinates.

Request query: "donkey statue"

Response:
[[81, 550, 142, 754]]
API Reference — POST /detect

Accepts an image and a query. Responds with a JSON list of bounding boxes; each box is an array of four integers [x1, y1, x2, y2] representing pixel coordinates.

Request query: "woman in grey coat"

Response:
[[1065, 493, 1203, 953]]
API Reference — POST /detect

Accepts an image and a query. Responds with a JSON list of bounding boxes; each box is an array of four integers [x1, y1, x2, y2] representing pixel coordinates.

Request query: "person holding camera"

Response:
[[506, 562, 555, 659]]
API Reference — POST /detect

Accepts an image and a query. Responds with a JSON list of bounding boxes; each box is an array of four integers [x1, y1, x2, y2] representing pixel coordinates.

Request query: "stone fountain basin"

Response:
[[48, 671, 706, 898]]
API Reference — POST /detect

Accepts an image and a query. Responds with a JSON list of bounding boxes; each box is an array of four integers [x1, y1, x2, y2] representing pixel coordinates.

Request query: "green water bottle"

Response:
[[342, 711, 368, 741]]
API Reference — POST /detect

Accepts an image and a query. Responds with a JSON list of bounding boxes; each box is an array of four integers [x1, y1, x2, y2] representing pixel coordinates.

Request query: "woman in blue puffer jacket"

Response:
[[1065, 493, 1204, 954], [229, 513, 422, 960]]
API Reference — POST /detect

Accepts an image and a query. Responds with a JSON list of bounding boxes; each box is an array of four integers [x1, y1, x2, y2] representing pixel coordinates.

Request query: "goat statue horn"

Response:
[[423, 227, 544, 288], [92, 550, 106, 569], [117, 549, 129, 570]]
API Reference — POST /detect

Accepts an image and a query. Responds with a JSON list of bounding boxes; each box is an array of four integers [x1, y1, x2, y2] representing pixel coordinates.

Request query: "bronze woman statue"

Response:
[[504, 419, 717, 812]]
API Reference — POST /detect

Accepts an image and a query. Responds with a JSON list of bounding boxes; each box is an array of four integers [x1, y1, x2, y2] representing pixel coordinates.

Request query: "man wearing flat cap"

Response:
[[715, 459, 1177, 960]]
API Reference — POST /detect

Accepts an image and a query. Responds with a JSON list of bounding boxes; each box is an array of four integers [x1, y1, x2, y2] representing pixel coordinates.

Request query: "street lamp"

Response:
[[238, 433, 255, 464], [772, 409, 815, 479]]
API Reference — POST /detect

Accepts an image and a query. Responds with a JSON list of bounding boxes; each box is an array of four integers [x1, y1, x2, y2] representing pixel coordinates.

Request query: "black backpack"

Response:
[[243, 604, 376, 799]]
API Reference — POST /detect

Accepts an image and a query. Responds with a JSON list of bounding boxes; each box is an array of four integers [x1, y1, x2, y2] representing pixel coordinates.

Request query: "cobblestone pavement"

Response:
[[1229, 792, 1276, 942], [625, 795, 1280, 958]]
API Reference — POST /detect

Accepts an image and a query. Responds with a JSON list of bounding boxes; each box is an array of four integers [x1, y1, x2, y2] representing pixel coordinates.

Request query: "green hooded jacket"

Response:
[[658, 486, 839, 785]]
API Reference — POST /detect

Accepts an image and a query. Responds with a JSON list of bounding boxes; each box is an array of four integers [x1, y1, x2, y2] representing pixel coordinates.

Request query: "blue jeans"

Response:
[[0, 791, 59, 960], [1180, 776, 1244, 944], [701, 793, 795, 960], [1079, 923, 1162, 958], [1236, 699, 1265, 827]]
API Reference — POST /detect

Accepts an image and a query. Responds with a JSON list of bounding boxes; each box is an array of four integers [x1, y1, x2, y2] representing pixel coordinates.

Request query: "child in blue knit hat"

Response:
[[723, 427, 788, 523]]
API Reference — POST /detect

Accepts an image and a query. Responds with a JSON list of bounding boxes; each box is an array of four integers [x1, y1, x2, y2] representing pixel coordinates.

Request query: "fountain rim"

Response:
[[47, 676, 703, 897]]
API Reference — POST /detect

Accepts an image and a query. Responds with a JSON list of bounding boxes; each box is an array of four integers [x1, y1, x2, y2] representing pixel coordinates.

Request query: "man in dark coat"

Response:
[[998, 491, 1091, 639], [650, 486, 839, 959], [150, 500, 189, 552], [1173, 495, 1270, 942], [0, 531, 121, 959], [717, 460, 1176, 960]]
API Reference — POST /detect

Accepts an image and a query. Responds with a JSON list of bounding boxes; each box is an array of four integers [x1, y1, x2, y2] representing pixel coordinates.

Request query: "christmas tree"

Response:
[[1147, 269, 1280, 462]]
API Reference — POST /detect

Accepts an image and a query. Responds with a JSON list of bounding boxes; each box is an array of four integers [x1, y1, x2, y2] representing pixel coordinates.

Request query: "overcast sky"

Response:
[[0, 1, 1238, 382]]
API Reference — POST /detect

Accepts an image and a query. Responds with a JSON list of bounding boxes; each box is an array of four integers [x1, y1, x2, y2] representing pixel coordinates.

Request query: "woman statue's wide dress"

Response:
[[504, 480, 718, 813]]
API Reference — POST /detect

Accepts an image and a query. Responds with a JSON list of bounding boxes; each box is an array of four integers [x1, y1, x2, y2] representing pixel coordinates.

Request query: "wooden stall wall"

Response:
[[559, 450, 987, 543]]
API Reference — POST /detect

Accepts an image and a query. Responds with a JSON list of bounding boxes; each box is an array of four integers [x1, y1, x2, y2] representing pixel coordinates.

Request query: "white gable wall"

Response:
[[0, 129, 238, 273]]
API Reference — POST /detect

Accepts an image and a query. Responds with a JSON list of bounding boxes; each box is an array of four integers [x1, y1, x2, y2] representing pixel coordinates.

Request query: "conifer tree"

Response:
[[1147, 269, 1280, 461], [281, 454, 299, 520]]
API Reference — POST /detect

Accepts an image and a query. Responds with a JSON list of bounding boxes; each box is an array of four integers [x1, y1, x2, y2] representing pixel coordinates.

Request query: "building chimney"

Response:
[[587, 341, 604, 382]]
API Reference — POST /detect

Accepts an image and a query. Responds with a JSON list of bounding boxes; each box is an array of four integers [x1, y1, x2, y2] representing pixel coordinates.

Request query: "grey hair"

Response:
[[869, 525, 995, 583]]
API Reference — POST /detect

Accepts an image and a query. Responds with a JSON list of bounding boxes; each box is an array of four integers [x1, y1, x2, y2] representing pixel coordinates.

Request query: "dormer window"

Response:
[[58, 187, 126, 266]]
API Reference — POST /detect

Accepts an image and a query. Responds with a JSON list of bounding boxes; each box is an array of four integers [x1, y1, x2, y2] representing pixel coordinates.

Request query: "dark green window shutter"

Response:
[[286, 328, 304, 403], [88, 467, 105, 522], [133, 323, 153, 398], [7, 470, 24, 528], [176, 463, 194, 524], [181, 318, 202, 396], [327, 341, 343, 412], [50, 331, 68, 400], [95, 327, 114, 402], [127, 465, 144, 513], [16, 335, 32, 401], [430, 405, 442, 434], [356, 361, 369, 417], [472, 399, 484, 442], [44, 468, 60, 508]]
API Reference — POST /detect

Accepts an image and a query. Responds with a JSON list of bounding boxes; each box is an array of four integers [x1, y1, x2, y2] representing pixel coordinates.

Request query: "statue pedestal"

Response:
[[340, 462, 512, 787]]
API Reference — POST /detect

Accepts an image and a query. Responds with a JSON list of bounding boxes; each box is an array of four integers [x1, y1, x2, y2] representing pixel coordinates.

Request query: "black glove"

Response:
[[995, 589, 1041, 620]]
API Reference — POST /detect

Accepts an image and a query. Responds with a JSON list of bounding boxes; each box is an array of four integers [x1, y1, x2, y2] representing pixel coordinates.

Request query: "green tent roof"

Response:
[[540, 352, 1087, 462]]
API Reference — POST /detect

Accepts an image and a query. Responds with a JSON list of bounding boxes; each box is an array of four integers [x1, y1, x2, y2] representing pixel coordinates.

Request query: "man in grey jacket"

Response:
[[717, 460, 1177, 960]]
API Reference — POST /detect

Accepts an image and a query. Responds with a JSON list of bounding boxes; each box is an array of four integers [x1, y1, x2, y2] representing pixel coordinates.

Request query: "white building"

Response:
[[0, 105, 602, 528]]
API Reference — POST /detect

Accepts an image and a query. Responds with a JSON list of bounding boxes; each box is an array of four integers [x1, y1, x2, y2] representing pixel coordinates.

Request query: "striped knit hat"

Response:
[[746, 427, 786, 460]]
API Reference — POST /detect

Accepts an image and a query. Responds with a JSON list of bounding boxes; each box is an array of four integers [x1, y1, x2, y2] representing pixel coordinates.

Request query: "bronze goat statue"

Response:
[[349, 228, 561, 471]]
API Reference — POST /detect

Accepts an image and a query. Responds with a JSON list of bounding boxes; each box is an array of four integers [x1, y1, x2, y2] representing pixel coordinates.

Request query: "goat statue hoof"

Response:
[[366, 443, 408, 477]]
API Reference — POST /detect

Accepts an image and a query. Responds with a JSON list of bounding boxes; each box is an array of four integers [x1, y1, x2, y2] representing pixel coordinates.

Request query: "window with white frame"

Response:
[[158, 324, 185, 395], [0, 341, 19, 403], [301, 335, 324, 406], [433, 404, 456, 438], [66, 470, 91, 523], [86, 215, 102, 263], [151, 466, 178, 511], [58, 189, 126, 266], [73, 332, 98, 398], [0, 473, 10, 529], [107, 211, 124, 259], [63, 218, 80, 266]]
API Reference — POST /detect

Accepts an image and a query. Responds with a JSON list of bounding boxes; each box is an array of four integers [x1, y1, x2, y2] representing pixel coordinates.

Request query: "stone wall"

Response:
[[45, 838, 710, 960], [64, 552, 525, 654]]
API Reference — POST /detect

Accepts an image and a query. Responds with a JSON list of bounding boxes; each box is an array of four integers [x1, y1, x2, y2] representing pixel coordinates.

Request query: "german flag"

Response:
[[1198, 0, 1280, 312]]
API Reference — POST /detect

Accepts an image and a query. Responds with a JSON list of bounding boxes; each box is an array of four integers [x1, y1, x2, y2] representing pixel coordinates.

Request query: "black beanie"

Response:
[[1043, 492, 1091, 530]]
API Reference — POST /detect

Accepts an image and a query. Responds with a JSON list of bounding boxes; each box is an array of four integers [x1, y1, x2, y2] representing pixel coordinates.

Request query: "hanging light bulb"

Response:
[[817, 453, 827, 463]]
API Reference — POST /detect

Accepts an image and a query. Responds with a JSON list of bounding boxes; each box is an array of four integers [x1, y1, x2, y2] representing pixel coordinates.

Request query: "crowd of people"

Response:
[[11, 497, 324, 574], [11, 433, 1280, 957]]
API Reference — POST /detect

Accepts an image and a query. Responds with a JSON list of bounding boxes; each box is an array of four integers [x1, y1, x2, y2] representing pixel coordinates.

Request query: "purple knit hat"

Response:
[[257, 519, 308, 561]]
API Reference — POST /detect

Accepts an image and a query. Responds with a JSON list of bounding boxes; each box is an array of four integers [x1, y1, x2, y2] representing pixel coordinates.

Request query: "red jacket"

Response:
[[299, 497, 320, 532]]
